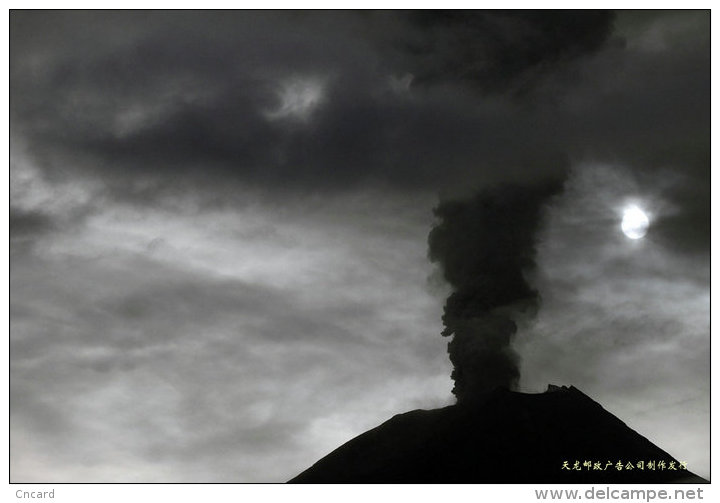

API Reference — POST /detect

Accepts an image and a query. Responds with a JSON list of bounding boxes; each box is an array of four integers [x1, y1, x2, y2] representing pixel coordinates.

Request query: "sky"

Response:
[[9, 10, 710, 482]]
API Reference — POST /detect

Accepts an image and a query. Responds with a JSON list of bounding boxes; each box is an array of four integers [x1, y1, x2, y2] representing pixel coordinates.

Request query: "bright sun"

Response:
[[621, 206, 649, 240]]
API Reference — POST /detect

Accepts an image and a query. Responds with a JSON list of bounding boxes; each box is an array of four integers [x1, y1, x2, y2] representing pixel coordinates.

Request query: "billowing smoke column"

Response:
[[428, 180, 563, 401]]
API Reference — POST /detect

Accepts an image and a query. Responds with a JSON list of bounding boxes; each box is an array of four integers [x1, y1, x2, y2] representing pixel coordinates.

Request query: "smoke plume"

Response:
[[428, 179, 563, 401]]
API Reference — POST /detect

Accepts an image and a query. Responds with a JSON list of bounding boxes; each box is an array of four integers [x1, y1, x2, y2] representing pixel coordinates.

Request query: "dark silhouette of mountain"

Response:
[[289, 385, 706, 483]]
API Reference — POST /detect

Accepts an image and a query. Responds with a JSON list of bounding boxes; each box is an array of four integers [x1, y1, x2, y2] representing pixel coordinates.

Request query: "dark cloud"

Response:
[[10, 10, 615, 200], [393, 10, 616, 93], [10, 208, 55, 238], [9, 207, 60, 257], [10, 11, 707, 258]]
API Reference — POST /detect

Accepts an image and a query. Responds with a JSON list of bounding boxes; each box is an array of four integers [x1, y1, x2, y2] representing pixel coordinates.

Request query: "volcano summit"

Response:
[[290, 385, 705, 483]]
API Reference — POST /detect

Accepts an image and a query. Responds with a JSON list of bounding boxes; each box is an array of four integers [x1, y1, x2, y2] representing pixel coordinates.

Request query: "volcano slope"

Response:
[[289, 386, 706, 483]]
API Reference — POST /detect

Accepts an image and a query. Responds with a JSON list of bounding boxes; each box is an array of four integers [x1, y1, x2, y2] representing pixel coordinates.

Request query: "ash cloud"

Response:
[[428, 180, 564, 400], [415, 11, 612, 401]]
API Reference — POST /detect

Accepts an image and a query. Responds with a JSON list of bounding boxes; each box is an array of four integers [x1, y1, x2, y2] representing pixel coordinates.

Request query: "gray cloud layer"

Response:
[[12, 11, 708, 249], [11, 12, 607, 191]]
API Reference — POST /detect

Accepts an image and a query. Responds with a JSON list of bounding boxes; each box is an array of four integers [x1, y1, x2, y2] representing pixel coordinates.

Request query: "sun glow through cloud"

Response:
[[621, 206, 650, 240]]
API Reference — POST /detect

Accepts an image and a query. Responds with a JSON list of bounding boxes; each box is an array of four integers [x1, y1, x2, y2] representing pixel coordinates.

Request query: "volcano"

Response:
[[289, 385, 706, 483]]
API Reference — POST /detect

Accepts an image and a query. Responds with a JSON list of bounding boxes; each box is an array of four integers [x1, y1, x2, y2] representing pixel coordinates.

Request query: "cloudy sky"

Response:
[[10, 10, 709, 482]]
